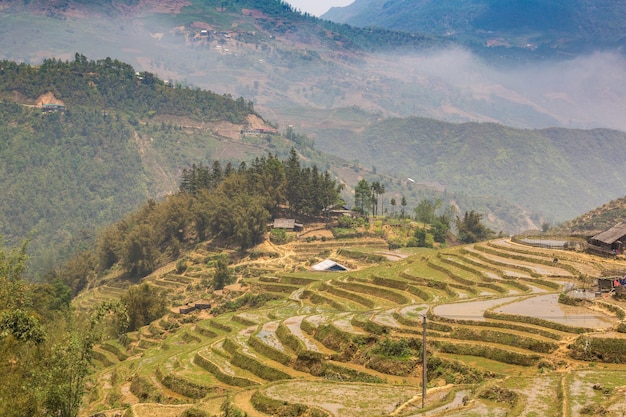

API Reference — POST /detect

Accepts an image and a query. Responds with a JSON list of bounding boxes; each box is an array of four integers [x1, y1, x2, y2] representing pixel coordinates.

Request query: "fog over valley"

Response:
[[2, 8, 625, 134]]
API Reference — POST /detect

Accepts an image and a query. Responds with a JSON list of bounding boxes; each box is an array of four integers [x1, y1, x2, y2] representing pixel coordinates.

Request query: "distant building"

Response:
[[179, 301, 211, 314], [41, 103, 66, 112], [589, 222, 626, 255], [312, 259, 348, 272], [272, 218, 303, 232], [37, 92, 66, 112], [325, 204, 354, 218]]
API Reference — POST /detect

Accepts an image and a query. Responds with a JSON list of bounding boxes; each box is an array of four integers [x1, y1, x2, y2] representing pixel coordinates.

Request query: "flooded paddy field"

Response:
[[433, 296, 521, 321], [494, 294, 616, 329]]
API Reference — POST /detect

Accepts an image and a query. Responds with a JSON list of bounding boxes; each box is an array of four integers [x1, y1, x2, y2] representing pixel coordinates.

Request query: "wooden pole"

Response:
[[422, 314, 427, 409]]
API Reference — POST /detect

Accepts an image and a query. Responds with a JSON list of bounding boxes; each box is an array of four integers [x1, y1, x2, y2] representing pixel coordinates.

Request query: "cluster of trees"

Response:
[[56, 150, 342, 293], [354, 179, 387, 216], [354, 178, 493, 246], [0, 236, 172, 416]]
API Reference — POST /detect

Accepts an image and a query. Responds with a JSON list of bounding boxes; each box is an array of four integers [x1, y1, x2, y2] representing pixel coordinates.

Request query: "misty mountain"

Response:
[[322, 0, 626, 58], [1, 0, 626, 134]]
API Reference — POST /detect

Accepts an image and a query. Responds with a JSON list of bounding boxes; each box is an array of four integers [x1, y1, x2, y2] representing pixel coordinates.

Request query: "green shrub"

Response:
[[479, 386, 519, 406], [434, 341, 541, 366], [270, 228, 288, 245], [558, 293, 584, 306], [180, 407, 210, 417], [221, 402, 247, 417], [194, 353, 258, 387], [175, 259, 188, 274], [371, 337, 412, 358], [570, 335, 626, 363]]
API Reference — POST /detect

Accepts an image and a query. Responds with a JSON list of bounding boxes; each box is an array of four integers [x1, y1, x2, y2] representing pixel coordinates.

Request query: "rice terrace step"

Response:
[[80, 238, 626, 416]]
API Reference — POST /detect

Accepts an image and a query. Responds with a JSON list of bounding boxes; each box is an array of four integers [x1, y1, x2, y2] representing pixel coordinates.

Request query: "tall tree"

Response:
[[414, 198, 441, 225], [122, 283, 167, 332], [355, 179, 371, 215], [456, 210, 494, 243]]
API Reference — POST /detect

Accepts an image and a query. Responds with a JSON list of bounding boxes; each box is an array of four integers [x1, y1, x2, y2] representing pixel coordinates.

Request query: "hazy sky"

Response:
[[286, 0, 354, 17]]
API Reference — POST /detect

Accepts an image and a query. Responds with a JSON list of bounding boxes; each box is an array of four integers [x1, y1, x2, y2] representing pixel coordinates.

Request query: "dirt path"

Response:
[[233, 389, 269, 417]]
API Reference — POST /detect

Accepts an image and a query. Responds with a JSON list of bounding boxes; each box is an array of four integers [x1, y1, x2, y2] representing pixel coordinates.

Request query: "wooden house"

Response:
[[272, 218, 303, 232], [589, 222, 626, 255]]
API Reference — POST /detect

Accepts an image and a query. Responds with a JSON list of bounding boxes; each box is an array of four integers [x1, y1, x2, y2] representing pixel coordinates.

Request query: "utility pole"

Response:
[[422, 314, 427, 409]]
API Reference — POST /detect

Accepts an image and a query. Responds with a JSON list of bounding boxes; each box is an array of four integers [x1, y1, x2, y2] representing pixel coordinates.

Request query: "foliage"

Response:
[[413, 227, 434, 248], [570, 336, 626, 363], [211, 293, 281, 316], [0, 239, 97, 417], [456, 210, 494, 243], [0, 54, 259, 277], [270, 228, 288, 245], [213, 258, 231, 290], [121, 283, 168, 332], [354, 179, 372, 214], [371, 337, 412, 358], [180, 407, 211, 417], [558, 293, 584, 306]]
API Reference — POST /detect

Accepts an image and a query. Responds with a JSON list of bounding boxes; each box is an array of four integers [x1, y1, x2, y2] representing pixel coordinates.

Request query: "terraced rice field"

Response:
[[78, 238, 626, 417]]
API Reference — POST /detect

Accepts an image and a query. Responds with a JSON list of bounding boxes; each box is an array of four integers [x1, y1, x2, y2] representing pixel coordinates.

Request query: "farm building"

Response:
[[272, 218, 303, 232], [589, 222, 626, 255], [312, 259, 348, 272]]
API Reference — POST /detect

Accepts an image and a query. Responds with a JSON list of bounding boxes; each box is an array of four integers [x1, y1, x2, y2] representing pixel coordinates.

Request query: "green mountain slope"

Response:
[[1, 55, 549, 278], [312, 117, 626, 223], [0, 56, 277, 276], [553, 195, 626, 235]]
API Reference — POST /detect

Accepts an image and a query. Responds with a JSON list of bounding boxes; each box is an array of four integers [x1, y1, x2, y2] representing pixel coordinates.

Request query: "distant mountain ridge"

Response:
[[312, 117, 626, 224], [2, 0, 626, 133], [323, 0, 626, 58]]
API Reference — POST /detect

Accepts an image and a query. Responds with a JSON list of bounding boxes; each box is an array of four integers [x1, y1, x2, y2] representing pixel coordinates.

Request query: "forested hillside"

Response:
[[0, 55, 266, 277], [0, 55, 549, 278], [313, 117, 626, 224], [56, 150, 344, 295]]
